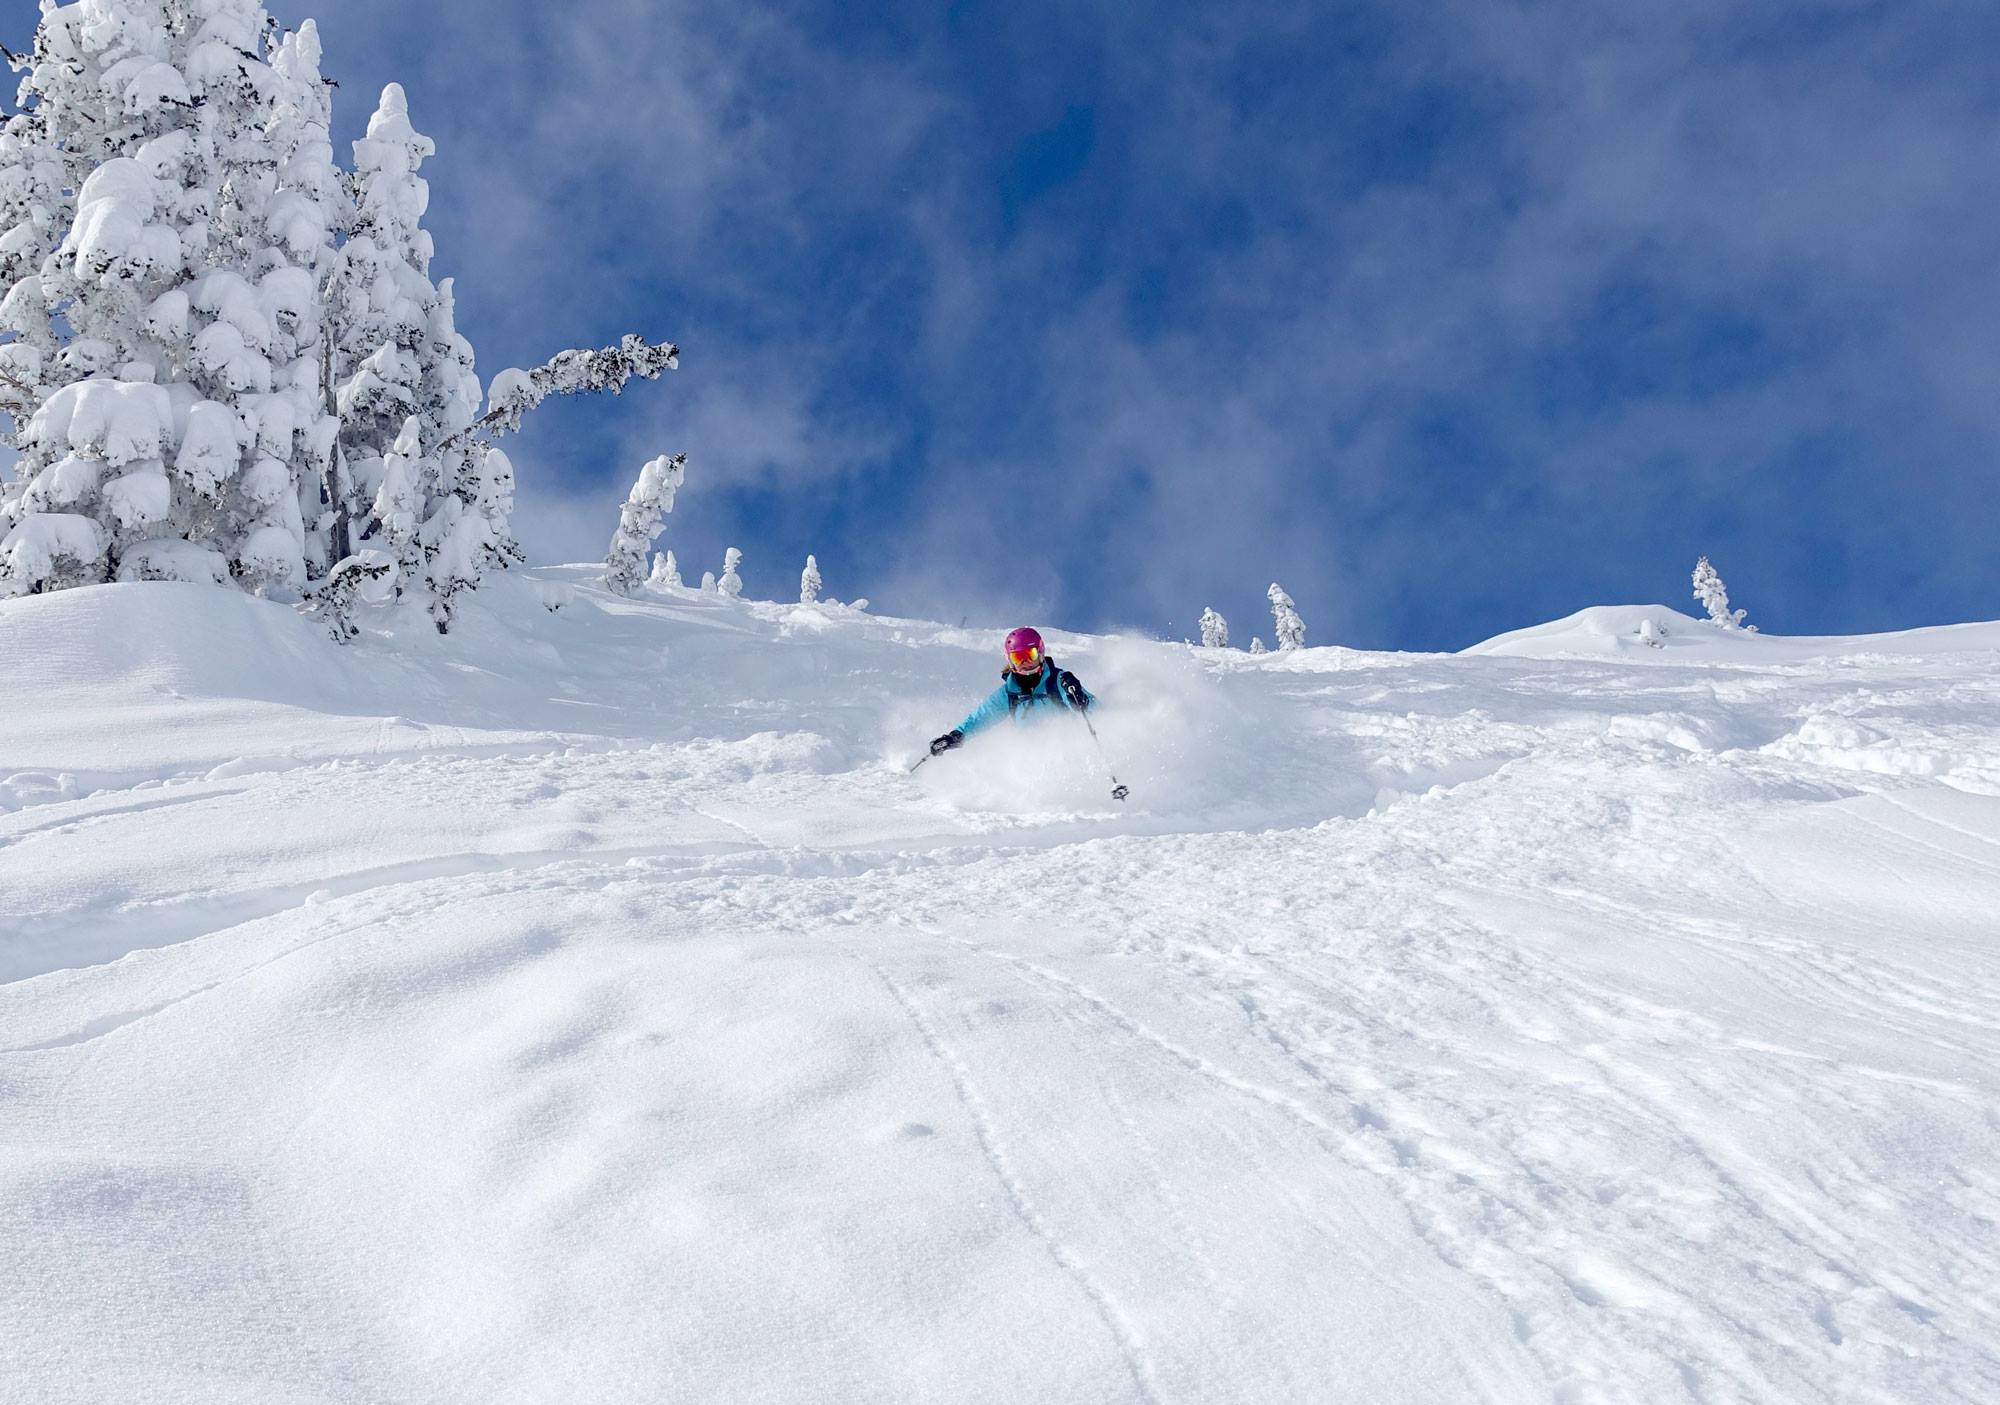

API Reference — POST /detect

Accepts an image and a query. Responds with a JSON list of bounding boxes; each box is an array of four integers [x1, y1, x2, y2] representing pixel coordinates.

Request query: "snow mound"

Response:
[[1466, 604, 1743, 658], [1467, 603, 2000, 661]]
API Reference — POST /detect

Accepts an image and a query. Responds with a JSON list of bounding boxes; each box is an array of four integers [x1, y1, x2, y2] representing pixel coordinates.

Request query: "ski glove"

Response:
[[930, 730, 964, 756], [1060, 672, 1090, 710]]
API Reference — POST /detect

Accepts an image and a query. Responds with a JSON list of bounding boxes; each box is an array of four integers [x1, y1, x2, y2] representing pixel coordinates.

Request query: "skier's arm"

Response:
[[956, 686, 1012, 738], [1057, 670, 1094, 712]]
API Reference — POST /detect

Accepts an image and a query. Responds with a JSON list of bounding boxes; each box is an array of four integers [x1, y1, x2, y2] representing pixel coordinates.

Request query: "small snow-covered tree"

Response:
[[718, 546, 743, 597], [1268, 582, 1306, 650], [1691, 556, 1750, 630], [603, 453, 686, 595], [304, 549, 393, 642], [418, 492, 494, 632], [800, 554, 821, 604], [1250, 637, 1267, 655], [648, 549, 680, 589], [1198, 607, 1228, 648], [699, 570, 716, 592], [369, 417, 424, 593]]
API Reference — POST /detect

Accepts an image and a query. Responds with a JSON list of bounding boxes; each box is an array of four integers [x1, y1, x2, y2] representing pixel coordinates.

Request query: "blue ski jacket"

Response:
[[956, 661, 1095, 739]]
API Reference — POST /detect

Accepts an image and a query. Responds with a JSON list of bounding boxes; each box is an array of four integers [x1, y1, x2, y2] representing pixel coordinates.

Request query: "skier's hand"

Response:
[[930, 730, 963, 756], [1060, 672, 1089, 710]]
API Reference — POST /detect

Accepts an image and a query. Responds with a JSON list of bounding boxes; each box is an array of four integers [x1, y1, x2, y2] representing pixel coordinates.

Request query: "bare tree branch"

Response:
[[0, 366, 39, 421]]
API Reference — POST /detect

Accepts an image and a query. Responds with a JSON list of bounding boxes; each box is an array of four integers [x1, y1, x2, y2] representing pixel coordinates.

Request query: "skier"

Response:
[[929, 627, 1096, 756]]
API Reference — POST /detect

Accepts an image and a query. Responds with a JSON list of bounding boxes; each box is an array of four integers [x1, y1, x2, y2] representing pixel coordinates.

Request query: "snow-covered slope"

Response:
[[4, 577, 1998, 1403]]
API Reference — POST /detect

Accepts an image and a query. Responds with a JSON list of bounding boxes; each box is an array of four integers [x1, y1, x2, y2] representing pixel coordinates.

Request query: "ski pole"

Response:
[[1080, 713, 1130, 801], [909, 753, 931, 775]]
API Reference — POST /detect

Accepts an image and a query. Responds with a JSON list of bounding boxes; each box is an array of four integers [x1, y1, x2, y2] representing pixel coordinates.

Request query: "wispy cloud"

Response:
[[259, 0, 2000, 647]]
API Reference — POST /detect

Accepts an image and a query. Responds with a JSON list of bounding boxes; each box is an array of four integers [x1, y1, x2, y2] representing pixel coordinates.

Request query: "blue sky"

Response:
[[256, 0, 2000, 649]]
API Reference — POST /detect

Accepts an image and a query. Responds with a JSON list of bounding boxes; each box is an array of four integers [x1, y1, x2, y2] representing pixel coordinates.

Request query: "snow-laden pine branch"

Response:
[[0, 367, 37, 420], [473, 336, 681, 442]]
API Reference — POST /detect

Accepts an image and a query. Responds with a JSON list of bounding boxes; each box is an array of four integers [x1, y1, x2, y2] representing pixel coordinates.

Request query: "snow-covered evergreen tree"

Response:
[[1250, 637, 1267, 655], [0, 0, 340, 597], [329, 81, 434, 542], [1199, 607, 1228, 648], [603, 453, 686, 595], [0, 4, 673, 632], [699, 570, 716, 593], [1268, 582, 1306, 650], [254, 19, 346, 584], [328, 81, 510, 623], [799, 554, 821, 604], [0, 45, 67, 415], [648, 549, 680, 589], [1691, 556, 1750, 630], [718, 547, 742, 598]]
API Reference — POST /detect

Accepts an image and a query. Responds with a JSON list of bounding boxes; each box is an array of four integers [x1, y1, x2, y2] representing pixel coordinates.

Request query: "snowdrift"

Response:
[[1467, 602, 2000, 661]]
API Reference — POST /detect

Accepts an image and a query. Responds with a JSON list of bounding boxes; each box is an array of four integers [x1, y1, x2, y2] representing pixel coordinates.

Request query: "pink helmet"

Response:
[[1003, 626, 1046, 675]]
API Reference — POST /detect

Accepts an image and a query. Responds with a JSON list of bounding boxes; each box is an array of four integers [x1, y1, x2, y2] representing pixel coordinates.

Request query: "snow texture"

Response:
[[3, 579, 1998, 1403]]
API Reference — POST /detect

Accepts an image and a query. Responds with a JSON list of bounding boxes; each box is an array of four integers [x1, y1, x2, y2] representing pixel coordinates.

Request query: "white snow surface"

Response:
[[3, 578, 1999, 1404]]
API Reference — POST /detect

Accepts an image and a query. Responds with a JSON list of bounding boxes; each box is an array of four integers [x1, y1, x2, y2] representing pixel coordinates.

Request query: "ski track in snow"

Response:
[[857, 951, 1166, 1405], [3, 575, 1999, 1403]]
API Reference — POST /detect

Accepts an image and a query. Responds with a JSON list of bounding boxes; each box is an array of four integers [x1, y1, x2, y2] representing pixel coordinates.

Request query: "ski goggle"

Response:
[[1007, 644, 1043, 672]]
